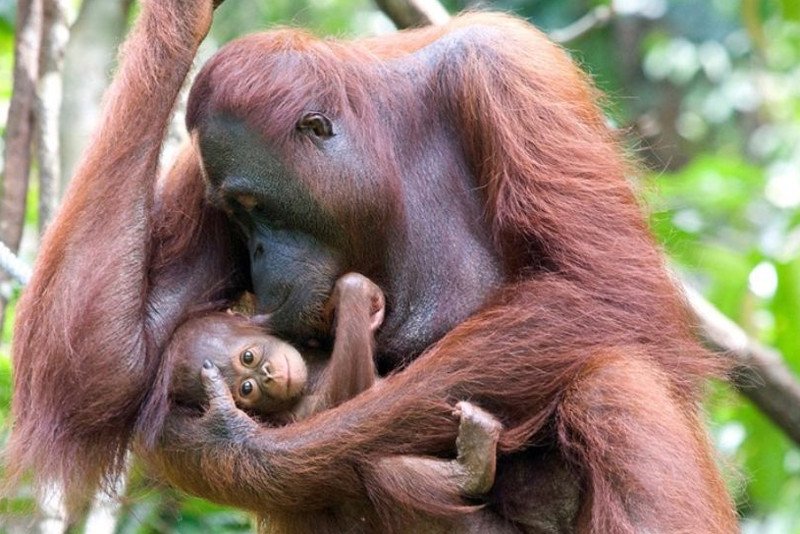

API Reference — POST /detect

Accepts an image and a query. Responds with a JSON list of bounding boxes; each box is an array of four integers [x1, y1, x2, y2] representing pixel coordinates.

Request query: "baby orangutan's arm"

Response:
[[312, 276, 503, 497], [311, 273, 385, 411]]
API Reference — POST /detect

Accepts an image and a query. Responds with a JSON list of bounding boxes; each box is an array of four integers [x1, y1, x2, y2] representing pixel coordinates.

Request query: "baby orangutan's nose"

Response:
[[261, 362, 273, 380]]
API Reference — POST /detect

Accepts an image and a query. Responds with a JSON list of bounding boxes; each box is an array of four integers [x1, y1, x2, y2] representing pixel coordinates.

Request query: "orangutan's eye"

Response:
[[240, 380, 255, 397], [297, 112, 334, 139], [241, 349, 255, 365]]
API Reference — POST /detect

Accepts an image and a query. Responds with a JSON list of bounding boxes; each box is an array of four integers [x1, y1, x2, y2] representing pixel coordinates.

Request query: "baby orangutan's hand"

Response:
[[197, 360, 260, 444]]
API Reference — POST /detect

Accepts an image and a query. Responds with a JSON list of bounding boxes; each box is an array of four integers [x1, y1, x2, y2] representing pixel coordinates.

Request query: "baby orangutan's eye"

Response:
[[241, 349, 255, 366], [240, 380, 255, 397]]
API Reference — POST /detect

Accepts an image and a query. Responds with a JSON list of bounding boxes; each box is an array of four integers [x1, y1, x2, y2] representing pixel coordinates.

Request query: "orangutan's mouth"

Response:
[[259, 291, 290, 316], [283, 353, 292, 396]]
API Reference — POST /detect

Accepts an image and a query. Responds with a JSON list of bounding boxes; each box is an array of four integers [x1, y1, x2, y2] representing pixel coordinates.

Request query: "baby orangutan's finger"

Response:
[[201, 360, 236, 410]]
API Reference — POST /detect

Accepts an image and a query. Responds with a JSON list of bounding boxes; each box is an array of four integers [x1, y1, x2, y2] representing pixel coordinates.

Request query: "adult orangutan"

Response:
[[6, 0, 737, 532]]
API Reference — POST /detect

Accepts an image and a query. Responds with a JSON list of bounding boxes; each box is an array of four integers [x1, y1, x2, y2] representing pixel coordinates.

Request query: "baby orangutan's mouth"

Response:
[[283, 353, 292, 396]]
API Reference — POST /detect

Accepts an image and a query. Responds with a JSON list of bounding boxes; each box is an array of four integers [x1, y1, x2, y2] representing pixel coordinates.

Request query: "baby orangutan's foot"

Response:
[[453, 401, 503, 495]]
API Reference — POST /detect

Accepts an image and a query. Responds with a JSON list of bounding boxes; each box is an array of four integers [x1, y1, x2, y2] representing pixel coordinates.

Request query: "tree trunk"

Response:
[[59, 0, 133, 185], [36, 0, 70, 234]]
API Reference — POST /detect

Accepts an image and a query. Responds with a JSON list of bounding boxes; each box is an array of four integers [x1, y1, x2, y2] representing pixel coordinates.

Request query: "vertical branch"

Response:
[[60, 0, 134, 184], [0, 0, 43, 329], [0, 0, 43, 252], [36, 0, 70, 234]]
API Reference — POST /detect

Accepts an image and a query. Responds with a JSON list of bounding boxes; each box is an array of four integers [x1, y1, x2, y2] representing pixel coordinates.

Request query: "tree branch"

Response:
[[373, 0, 449, 28], [684, 285, 800, 446], [548, 5, 613, 44], [373, 0, 612, 43], [0, 0, 42, 253]]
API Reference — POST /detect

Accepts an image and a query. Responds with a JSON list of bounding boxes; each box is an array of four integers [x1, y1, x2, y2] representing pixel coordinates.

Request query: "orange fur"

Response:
[[5, 4, 736, 532]]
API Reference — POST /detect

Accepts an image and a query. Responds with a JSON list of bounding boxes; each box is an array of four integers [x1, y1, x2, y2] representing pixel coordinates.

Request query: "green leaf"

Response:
[[782, 0, 800, 21]]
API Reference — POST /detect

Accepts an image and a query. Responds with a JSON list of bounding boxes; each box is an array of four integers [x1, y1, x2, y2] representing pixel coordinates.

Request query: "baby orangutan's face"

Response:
[[169, 313, 309, 415], [229, 337, 309, 413]]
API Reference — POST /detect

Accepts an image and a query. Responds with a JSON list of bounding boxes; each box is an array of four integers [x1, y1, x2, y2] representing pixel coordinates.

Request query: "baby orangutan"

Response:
[[167, 273, 503, 498], [169, 273, 386, 422]]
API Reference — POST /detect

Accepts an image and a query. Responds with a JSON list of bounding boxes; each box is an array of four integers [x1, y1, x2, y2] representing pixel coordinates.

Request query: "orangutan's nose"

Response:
[[261, 362, 273, 380]]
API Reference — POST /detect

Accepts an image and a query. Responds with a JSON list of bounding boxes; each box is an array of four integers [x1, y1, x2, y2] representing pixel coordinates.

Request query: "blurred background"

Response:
[[0, 0, 798, 532]]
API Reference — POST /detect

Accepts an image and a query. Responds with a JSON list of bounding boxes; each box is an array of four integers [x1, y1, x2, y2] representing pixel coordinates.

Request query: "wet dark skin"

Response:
[[198, 113, 347, 344]]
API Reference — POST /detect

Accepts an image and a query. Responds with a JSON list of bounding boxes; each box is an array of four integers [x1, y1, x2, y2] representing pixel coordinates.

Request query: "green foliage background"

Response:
[[1, 0, 799, 532]]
